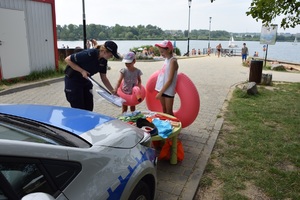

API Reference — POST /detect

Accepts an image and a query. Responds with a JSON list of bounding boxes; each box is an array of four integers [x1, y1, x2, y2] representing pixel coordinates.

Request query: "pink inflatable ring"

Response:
[[117, 83, 146, 106], [145, 71, 200, 128]]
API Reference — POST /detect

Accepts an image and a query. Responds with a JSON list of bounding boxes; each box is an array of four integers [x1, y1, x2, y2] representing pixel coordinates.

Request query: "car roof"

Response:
[[0, 104, 114, 135]]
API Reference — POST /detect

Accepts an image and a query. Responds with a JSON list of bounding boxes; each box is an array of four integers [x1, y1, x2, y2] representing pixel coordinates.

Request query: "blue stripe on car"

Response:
[[107, 148, 156, 199], [0, 104, 114, 135]]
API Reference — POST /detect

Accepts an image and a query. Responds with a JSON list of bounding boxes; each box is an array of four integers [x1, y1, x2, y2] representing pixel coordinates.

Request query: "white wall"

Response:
[[0, 0, 56, 79]]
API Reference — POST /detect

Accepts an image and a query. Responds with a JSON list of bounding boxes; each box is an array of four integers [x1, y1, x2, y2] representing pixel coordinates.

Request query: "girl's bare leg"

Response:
[[160, 97, 167, 114], [130, 106, 136, 112], [122, 105, 128, 113], [165, 97, 174, 116]]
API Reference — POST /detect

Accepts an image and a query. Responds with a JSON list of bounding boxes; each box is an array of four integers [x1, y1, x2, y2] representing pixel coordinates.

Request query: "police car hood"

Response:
[[80, 119, 146, 148], [0, 104, 145, 148]]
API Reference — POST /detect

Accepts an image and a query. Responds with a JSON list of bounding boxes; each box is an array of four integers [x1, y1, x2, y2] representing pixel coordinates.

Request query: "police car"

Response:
[[0, 104, 157, 200]]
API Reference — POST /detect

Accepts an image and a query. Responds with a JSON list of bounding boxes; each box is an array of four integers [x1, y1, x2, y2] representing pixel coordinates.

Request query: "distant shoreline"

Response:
[[57, 48, 300, 68], [57, 40, 300, 64]]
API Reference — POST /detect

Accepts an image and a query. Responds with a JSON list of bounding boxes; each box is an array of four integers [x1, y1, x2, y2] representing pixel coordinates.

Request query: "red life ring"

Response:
[[117, 82, 146, 106], [145, 71, 200, 128]]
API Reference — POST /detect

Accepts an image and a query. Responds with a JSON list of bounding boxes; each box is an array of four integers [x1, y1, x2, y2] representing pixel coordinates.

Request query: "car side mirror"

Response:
[[21, 192, 55, 200]]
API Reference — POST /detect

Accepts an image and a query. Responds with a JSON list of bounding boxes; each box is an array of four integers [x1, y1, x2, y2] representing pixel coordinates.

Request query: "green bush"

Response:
[[0, 61, 66, 87]]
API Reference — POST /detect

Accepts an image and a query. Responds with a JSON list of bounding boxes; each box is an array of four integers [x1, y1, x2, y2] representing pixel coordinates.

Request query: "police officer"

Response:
[[64, 40, 119, 111]]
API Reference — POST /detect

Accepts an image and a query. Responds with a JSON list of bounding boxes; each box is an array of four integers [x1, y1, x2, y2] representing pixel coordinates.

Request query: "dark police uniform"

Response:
[[64, 48, 108, 111]]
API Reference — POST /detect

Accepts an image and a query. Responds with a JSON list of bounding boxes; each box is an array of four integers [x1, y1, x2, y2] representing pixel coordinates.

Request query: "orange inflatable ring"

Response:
[[145, 71, 200, 128], [117, 82, 146, 106]]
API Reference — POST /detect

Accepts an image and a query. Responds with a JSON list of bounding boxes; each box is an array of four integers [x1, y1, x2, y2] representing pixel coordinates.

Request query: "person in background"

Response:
[[91, 39, 98, 47], [142, 47, 148, 56], [86, 40, 91, 49], [194, 49, 197, 55], [64, 40, 120, 111], [114, 52, 143, 114], [86, 39, 98, 49], [216, 43, 222, 57], [154, 40, 179, 116], [263, 45, 267, 51], [148, 46, 155, 57], [242, 43, 249, 63]]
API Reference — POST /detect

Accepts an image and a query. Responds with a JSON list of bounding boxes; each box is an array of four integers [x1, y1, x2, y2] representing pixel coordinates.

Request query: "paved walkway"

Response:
[[1, 56, 299, 200]]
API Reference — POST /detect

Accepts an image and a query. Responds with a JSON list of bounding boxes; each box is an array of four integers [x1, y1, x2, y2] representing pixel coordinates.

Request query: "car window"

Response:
[[0, 157, 81, 199], [42, 159, 81, 190], [0, 188, 8, 200], [0, 162, 55, 199], [0, 123, 60, 144], [0, 116, 91, 148]]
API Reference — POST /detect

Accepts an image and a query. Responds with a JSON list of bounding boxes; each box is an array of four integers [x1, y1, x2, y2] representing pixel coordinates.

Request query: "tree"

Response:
[[211, 0, 300, 29], [246, 0, 300, 29]]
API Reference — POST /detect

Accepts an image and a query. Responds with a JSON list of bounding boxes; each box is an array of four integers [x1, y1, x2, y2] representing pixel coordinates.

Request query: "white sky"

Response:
[[55, 0, 300, 34]]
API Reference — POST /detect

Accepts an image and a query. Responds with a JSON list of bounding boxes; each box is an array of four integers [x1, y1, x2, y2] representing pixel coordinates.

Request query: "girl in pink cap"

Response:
[[154, 40, 179, 116]]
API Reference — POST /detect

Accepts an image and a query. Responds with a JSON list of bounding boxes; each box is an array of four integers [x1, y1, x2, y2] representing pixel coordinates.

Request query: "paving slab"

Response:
[[1, 55, 299, 199]]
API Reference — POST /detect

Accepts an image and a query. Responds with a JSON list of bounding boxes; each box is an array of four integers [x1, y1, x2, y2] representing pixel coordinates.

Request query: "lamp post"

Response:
[[82, 0, 87, 49], [185, 0, 192, 56], [208, 17, 212, 49]]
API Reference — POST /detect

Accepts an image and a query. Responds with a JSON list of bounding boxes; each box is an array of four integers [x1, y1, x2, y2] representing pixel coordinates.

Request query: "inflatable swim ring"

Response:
[[117, 82, 146, 106], [145, 70, 200, 128]]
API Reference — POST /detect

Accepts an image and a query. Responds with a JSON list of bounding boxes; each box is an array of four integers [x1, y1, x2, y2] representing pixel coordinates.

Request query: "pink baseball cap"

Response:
[[155, 40, 173, 50], [122, 52, 136, 63]]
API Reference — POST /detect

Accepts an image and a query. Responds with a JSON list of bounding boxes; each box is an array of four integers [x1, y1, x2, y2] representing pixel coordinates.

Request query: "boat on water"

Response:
[[292, 36, 298, 45], [228, 36, 238, 48]]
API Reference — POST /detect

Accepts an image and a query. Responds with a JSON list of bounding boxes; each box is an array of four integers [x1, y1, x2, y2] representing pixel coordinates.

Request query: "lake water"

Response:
[[58, 40, 300, 64]]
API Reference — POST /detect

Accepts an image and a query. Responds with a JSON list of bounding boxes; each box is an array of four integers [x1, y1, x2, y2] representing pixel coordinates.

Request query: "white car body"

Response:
[[0, 104, 157, 200]]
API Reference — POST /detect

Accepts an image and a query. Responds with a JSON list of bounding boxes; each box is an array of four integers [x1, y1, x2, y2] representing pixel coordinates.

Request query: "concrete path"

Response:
[[1, 55, 299, 200]]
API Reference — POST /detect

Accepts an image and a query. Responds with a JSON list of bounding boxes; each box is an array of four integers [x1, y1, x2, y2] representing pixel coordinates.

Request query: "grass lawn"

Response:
[[197, 82, 300, 200]]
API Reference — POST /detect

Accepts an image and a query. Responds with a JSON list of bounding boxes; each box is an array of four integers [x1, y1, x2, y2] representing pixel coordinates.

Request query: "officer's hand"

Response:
[[81, 70, 89, 79]]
